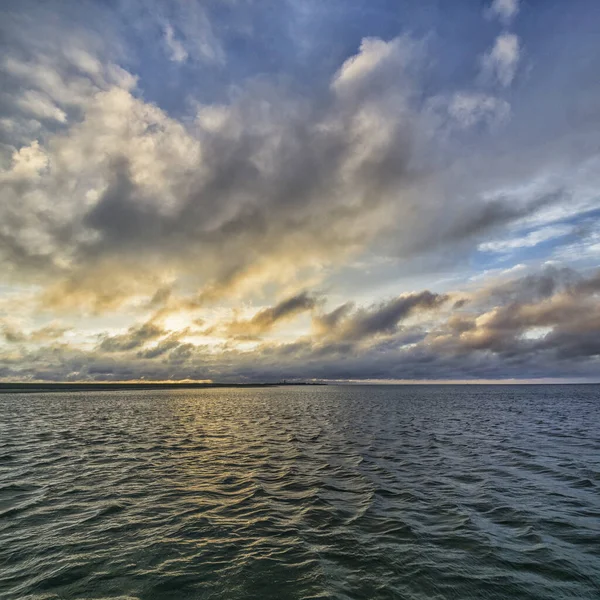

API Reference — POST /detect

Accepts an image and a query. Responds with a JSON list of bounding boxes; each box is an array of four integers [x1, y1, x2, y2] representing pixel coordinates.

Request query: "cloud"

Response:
[[475, 266, 583, 306], [0, 35, 418, 306], [99, 320, 165, 352], [427, 267, 600, 360], [15, 90, 67, 123], [331, 36, 416, 98], [213, 292, 320, 338], [446, 92, 510, 129], [137, 335, 183, 359], [487, 0, 520, 24], [481, 33, 520, 87], [240, 292, 318, 330], [313, 302, 354, 335], [0, 26, 576, 329], [316, 291, 448, 342], [120, 0, 224, 66], [3, 267, 600, 382], [1, 320, 70, 344], [479, 224, 573, 253], [163, 24, 188, 63], [0, 17, 568, 318]]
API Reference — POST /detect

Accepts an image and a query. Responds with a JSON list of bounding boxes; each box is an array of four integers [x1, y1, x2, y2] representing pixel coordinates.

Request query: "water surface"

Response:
[[1, 385, 599, 599]]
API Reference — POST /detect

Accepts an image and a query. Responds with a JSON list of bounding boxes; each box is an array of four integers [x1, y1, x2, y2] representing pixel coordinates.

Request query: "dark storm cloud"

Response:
[[237, 292, 320, 333], [318, 291, 448, 342], [99, 320, 165, 352], [204, 292, 321, 339], [82, 158, 156, 248], [438, 190, 564, 248], [574, 271, 600, 295], [428, 268, 600, 360], [137, 336, 183, 359], [477, 265, 583, 306], [313, 302, 354, 333]]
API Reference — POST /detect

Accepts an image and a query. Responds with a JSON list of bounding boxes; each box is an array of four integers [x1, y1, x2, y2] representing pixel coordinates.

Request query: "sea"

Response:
[[1, 385, 599, 599]]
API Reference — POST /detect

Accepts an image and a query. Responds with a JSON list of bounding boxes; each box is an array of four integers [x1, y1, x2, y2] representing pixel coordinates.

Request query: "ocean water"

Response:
[[1, 385, 599, 600]]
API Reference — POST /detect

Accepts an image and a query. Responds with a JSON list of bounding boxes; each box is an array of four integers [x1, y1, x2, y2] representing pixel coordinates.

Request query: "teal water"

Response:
[[1, 385, 599, 599]]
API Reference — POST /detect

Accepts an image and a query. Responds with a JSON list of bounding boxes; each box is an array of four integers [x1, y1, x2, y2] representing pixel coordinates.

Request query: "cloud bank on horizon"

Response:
[[1, 0, 600, 382]]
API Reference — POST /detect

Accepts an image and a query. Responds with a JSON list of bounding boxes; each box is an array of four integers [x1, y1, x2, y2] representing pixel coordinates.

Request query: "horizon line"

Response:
[[1, 378, 599, 387]]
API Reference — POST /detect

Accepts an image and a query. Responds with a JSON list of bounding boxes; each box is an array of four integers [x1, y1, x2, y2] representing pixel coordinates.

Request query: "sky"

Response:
[[1, 0, 600, 383]]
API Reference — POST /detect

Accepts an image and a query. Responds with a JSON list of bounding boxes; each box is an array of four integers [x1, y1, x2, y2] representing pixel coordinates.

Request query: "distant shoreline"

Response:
[[0, 381, 598, 393], [0, 382, 327, 394]]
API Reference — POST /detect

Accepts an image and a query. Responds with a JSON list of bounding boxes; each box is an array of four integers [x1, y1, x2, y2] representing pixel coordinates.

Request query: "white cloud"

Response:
[[142, 2, 224, 66], [481, 33, 520, 87], [163, 24, 188, 63], [15, 90, 67, 123], [331, 36, 415, 98], [333, 38, 396, 87], [479, 225, 573, 253], [447, 92, 510, 128], [5, 141, 48, 178], [487, 0, 520, 24]]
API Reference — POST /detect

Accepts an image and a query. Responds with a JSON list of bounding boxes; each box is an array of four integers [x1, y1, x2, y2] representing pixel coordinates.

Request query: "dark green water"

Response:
[[1, 385, 599, 599]]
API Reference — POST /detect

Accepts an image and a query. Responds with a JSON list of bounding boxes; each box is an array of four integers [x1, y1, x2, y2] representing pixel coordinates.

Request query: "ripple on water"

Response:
[[1, 384, 599, 599]]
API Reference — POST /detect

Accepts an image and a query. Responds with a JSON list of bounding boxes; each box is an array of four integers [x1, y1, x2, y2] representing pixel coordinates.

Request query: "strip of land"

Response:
[[0, 382, 326, 393]]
